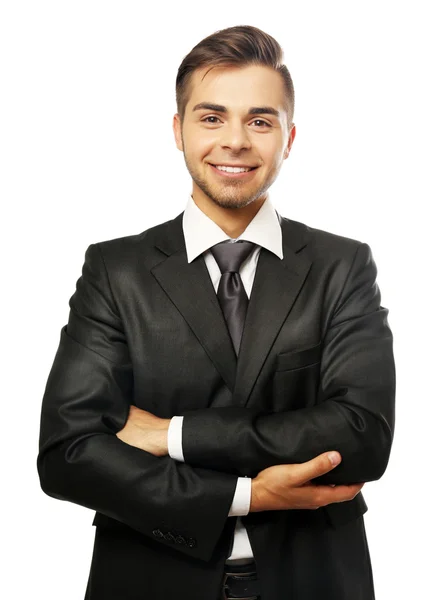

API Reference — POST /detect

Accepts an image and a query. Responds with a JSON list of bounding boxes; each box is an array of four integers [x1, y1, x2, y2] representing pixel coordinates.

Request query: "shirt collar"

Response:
[[182, 194, 283, 263]]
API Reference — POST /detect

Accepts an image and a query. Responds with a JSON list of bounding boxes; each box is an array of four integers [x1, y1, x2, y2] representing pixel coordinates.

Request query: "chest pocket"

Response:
[[270, 341, 322, 412], [275, 341, 322, 372]]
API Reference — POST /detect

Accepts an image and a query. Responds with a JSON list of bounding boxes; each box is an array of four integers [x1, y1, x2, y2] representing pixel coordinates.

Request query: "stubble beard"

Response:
[[183, 153, 276, 210]]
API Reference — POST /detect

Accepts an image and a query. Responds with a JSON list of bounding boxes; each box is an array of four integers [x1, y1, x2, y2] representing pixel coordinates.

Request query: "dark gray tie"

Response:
[[210, 240, 256, 562], [210, 240, 256, 356]]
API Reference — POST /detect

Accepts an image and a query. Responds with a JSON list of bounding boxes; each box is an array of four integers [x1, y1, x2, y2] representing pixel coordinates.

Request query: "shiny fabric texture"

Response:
[[210, 239, 256, 560], [37, 211, 394, 600], [210, 240, 256, 356]]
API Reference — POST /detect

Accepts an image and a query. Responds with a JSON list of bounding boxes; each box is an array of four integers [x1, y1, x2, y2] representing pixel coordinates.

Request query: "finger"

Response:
[[292, 451, 342, 486], [314, 483, 364, 506]]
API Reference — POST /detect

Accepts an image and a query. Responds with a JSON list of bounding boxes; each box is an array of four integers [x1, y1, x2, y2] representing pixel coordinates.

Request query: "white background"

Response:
[[1, 1, 432, 598]]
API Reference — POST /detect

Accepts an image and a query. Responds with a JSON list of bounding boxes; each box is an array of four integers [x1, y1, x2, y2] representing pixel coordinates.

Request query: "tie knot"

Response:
[[209, 240, 256, 274]]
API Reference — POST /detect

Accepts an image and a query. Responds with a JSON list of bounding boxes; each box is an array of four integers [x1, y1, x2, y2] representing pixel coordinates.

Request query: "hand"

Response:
[[115, 405, 170, 457], [250, 451, 364, 512]]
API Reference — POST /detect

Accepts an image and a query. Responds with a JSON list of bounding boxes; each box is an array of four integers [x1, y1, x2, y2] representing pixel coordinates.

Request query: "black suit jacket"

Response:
[[37, 210, 395, 600]]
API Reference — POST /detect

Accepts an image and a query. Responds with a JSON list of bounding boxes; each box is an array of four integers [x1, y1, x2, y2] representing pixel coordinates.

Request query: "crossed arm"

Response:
[[37, 241, 394, 564], [118, 242, 395, 489], [37, 244, 239, 563]]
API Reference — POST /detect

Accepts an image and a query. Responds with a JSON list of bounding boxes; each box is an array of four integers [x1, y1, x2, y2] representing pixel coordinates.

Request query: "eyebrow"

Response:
[[192, 102, 280, 118]]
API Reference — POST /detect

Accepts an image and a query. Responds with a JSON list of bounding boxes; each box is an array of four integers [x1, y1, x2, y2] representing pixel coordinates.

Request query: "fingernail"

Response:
[[328, 452, 340, 465]]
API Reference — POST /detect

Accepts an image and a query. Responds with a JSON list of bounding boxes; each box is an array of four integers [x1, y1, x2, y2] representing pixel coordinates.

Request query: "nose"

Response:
[[219, 121, 252, 153]]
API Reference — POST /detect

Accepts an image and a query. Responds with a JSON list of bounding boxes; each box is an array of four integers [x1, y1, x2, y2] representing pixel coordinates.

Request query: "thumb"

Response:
[[293, 451, 342, 486]]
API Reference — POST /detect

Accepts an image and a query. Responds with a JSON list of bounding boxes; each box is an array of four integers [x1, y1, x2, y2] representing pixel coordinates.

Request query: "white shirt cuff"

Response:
[[167, 416, 185, 462], [228, 477, 252, 517]]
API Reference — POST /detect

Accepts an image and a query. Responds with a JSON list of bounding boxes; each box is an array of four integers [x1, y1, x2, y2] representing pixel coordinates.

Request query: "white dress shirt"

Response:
[[168, 193, 283, 561]]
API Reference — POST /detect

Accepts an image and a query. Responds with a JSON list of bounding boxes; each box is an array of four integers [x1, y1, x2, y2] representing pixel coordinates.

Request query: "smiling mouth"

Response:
[[209, 163, 258, 173], [208, 164, 259, 179]]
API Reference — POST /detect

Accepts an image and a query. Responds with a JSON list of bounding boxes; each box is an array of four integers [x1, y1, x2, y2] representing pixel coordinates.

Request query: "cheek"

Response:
[[262, 140, 285, 168], [189, 140, 214, 161], [255, 135, 277, 156], [184, 128, 216, 155]]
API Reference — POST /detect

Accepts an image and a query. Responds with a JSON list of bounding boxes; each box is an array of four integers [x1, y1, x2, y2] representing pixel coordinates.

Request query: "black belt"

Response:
[[223, 561, 261, 600]]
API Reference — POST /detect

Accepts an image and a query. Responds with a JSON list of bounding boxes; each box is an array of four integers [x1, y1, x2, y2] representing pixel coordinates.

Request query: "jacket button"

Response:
[[152, 529, 164, 538], [186, 537, 197, 548]]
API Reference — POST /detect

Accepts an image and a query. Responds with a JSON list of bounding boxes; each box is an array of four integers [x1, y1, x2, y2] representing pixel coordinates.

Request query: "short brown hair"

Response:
[[176, 25, 295, 126]]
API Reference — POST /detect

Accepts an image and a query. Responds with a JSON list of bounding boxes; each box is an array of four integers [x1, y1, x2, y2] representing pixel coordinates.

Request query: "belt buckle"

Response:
[[224, 595, 258, 600], [224, 569, 257, 577], [224, 597, 258, 600], [223, 571, 259, 600]]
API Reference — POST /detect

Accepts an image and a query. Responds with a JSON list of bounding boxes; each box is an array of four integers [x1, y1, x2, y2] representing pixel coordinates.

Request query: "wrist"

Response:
[[157, 418, 170, 456], [250, 478, 262, 513]]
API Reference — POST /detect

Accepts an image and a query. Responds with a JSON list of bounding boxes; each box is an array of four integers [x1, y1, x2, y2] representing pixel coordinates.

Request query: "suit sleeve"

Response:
[[168, 416, 251, 516], [37, 243, 238, 562], [180, 242, 396, 485]]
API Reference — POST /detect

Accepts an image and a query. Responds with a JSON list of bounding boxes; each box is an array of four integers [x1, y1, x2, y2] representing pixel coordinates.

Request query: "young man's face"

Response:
[[173, 64, 296, 210]]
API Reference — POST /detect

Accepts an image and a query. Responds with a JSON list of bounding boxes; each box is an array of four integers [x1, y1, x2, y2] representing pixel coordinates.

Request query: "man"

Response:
[[37, 25, 395, 600]]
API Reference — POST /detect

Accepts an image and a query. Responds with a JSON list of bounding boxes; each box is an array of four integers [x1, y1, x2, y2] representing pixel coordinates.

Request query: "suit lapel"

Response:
[[233, 236, 312, 407], [151, 210, 312, 407], [152, 241, 237, 394]]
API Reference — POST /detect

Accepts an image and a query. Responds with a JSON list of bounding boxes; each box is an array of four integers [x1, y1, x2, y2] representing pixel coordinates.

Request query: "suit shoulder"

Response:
[[281, 216, 365, 258], [93, 217, 174, 252], [85, 214, 180, 267]]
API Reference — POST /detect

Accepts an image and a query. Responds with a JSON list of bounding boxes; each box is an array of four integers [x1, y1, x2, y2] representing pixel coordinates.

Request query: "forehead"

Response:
[[186, 64, 287, 113]]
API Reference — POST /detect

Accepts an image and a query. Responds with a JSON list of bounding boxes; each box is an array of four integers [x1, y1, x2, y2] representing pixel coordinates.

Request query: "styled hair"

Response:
[[176, 25, 295, 125]]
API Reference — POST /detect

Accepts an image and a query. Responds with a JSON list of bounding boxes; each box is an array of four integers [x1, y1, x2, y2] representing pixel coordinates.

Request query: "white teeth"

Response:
[[215, 165, 253, 173]]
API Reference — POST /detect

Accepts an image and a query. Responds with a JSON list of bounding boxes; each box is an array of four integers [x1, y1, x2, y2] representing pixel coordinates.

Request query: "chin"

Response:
[[210, 192, 260, 210]]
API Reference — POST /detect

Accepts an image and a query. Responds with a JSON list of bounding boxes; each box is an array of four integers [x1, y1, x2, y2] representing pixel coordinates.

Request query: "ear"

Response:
[[283, 123, 296, 160], [173, 114, 184, 152]]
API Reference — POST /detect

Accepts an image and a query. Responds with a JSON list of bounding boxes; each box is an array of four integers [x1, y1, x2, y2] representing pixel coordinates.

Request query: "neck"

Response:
[[192, 192, 267, 239]]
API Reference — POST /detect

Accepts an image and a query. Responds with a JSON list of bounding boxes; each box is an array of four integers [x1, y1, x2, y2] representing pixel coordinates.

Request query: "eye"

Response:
[[202, 116, 221, 124], [201, 116, 271, 127], [251, 119, 271, 127]]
